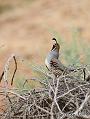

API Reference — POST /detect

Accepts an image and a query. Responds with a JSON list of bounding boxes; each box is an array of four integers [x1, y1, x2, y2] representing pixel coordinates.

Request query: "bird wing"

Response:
[[50, 58, 67, 71]]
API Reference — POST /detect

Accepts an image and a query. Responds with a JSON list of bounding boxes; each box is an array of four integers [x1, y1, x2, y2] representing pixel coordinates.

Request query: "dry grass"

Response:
[[0, 55, 90, 119]]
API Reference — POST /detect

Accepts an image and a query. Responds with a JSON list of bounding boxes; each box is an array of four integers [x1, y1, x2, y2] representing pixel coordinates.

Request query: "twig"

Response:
[[23, 78, 48, 87], [8, 90, 26, 100], [57, 83, 90, 99], [83, 68, 86, 80], [74, 92, 90, 115], [50, 101, 54, 119], [54, 78, 63, 114], [6, 94, 15, 113], [63, 76, 73, 97], [0, 54, 17, 85], [0, 71, 4, 82], [35, 105, 52, 115], [11, 56, 17, 85], [62, 97, 74, 112], [76, 115, 90, 119]]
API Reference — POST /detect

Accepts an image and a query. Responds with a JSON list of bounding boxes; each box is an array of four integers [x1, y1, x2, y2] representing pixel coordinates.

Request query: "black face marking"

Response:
[[51, 44, 56, 50]]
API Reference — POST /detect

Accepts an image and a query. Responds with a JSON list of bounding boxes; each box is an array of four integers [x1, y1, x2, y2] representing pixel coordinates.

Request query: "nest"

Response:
[[0, 55, 90, 119]]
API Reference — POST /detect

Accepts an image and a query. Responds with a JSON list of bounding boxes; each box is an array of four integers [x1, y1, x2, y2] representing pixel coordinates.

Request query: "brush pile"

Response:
[[0, 55, 90, 119]]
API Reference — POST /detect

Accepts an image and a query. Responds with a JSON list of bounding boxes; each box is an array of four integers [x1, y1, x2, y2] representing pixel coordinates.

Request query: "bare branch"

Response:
[[11, 55, 17, 85], [74, 92, 90, 115]]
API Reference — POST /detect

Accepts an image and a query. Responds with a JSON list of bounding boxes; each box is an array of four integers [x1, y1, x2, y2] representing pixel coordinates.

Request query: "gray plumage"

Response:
[[45, 48, 59, 69]]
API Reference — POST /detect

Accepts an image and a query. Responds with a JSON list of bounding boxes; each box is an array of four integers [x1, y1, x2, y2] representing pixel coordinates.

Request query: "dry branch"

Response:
[[0, 60, 90, 119], [0, 54, 17, 86]]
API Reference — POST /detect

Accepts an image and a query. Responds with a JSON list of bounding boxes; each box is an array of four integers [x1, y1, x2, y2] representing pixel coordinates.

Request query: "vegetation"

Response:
[[0, 4, 12, 14]]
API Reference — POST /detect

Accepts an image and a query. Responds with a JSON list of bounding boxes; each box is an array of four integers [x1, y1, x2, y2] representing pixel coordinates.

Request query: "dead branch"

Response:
[[11, 55, 17, 85], [0, 63, 90, 119], [0, 54, 17, 86]]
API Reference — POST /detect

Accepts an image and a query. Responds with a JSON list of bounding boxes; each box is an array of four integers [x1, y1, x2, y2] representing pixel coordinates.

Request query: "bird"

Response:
[[45, 38, 74, 77]]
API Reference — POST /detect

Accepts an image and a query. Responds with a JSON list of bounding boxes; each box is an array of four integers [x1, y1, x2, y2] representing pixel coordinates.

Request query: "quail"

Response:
[[45, 38, 74, 76]]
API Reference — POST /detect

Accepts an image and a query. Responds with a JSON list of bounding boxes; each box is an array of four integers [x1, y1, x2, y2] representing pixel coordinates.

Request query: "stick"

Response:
[[74, 92, 90, 115], [0, 71, 4, 82], [0, 55, 17, 85], [11, 56, 17, 85]]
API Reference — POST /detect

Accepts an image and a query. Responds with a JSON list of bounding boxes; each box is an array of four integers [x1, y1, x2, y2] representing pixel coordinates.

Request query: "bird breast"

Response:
[[45, 50, 59, 69]]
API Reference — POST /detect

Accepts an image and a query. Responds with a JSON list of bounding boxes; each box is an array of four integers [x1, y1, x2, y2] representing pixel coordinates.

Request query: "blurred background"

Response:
[[0, 0, 90, 86]]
